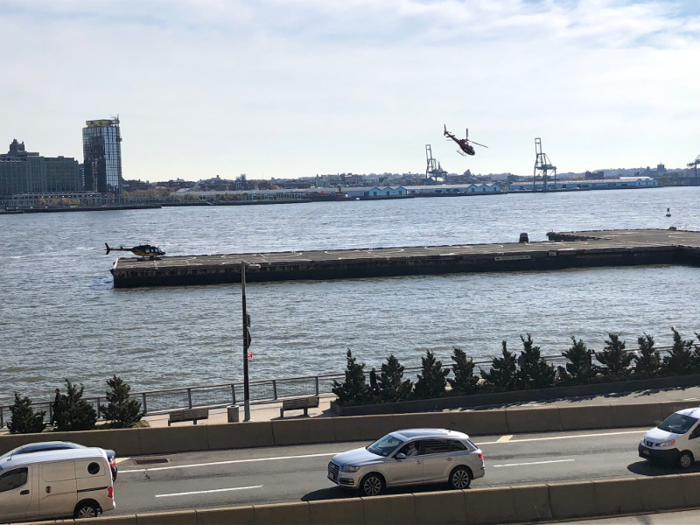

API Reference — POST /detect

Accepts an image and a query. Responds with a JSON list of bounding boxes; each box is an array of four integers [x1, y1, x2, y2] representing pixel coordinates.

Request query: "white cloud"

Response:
[[0, 0, 698, 180]]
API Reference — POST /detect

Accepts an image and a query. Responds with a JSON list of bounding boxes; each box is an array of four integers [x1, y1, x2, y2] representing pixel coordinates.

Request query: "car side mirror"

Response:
[[395, 453, 406, 460]]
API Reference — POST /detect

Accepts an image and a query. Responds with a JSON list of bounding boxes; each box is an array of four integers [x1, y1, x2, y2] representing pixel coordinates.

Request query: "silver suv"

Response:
[[327, 428, 485, 496]]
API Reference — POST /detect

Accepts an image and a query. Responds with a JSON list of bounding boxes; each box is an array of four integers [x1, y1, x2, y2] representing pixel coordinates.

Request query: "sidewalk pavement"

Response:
[[143, 394, 337, 428], [145, 384, 700, 428], [3, 384, 699, 433]]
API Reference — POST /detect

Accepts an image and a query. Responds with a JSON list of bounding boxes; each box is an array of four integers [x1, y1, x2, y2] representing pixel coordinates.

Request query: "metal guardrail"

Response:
[[0, 370, 388, 429], [0, 344, 688, 429]]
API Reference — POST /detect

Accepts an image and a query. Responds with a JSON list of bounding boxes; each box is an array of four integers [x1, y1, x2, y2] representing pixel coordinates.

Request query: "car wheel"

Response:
[[449, 466, 472, 489], [359, 473, 385, 497], [679, 451, 694, 469], [74, 500, 100, 519]]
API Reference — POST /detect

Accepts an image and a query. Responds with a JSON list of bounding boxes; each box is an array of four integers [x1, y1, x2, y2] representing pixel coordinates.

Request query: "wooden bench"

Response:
[[168, 407, 209, 426], [280, 396, 319, 418]]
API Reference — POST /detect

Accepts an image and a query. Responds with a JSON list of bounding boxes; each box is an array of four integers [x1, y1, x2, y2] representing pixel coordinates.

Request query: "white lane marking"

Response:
[[496, 435, 513, 443], [476, 429, 645, 446], [120, 452, 339, 474], [155, 485, 262, 498], [122, 429, 646, 474], [493, 459, 575, 468]]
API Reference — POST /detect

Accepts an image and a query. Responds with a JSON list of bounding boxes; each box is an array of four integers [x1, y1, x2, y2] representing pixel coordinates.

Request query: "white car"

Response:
[[327, 428, 485, 496], [639, 407, 700, 468]]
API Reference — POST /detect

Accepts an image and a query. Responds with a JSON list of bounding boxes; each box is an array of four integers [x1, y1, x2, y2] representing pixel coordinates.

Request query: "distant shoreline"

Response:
[[1, 204, 162, 214], [0, 199, 311, 214], [0, 184, 667, 214]]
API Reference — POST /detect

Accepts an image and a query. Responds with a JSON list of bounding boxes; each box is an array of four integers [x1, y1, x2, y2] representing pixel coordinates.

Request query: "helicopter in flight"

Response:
[[105, 243, 165, 260], [443, 125, 488, 156]]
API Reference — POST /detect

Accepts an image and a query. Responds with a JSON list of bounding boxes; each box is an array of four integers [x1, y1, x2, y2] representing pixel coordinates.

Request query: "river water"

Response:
[[2, 187, 700, 406]]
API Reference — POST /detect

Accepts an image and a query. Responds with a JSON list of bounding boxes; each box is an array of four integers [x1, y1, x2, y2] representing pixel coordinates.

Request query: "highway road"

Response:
[[110, 426, 700, 516]]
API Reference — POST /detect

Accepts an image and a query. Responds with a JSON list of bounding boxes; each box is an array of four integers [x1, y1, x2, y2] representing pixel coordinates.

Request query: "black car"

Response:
[[0, 441, 118, 480]]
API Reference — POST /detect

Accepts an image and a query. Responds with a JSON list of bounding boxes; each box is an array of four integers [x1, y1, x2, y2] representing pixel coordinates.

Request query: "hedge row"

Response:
[[332, 328, 700, 407], [8, 376, 144, 434]]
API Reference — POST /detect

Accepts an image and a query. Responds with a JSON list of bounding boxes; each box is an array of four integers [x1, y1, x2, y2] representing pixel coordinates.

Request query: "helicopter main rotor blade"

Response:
[[468, 140, 488, 148]]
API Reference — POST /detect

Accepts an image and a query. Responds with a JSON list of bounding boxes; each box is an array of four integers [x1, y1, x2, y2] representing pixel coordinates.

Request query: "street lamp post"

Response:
[[240, 261, 259, 422], [241, 261, 251, 422]]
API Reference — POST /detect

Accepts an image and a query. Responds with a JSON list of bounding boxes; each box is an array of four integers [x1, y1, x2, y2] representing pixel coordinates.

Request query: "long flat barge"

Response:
[[110, 229, 700, 288]]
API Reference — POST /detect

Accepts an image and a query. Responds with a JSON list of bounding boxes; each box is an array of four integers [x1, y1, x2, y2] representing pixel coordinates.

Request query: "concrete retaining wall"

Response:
[[2, 400, 698, 457], [22, 473, 700, 524]]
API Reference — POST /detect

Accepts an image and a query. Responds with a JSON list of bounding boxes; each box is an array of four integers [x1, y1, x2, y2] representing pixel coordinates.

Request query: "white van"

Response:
[[639, 407, 700, 469], [0, 447, 115, 523]]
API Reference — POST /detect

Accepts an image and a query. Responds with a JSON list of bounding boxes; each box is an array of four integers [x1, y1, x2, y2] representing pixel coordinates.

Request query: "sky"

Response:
[[1, 0, 699, 182]]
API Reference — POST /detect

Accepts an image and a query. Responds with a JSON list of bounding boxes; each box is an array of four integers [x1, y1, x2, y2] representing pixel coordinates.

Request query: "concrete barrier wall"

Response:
[[1, 400, 697, 457], [23, 473, 700, 525]]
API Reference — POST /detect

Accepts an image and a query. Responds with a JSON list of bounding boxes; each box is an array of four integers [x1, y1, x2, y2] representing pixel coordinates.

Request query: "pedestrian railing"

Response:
[[0, 344, 687, 429]]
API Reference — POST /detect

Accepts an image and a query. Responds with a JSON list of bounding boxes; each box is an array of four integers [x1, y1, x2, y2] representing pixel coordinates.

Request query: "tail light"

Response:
[[478, 453, 484, 461], [109, 458, 116, 468], [108, 486, 114, 499]]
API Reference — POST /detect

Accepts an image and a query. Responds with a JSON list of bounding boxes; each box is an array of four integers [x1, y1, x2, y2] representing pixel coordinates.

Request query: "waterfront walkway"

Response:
[[3, 381, 698, 435], [145, 384, 700, 428]]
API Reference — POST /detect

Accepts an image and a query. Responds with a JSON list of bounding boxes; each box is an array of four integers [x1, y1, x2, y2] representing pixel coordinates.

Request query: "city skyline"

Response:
[[1, 0, 698, 182]]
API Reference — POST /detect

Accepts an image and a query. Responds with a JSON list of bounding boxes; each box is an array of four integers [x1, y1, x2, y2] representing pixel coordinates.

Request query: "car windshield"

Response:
[[367, 434, 405, 457], [658, 413, 699, 435]]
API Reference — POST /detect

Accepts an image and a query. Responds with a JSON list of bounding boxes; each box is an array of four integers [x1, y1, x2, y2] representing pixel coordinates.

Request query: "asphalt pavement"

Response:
[[111, 426, 698, 516]]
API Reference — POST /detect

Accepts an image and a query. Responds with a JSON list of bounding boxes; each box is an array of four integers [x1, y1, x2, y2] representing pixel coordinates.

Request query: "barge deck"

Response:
[[110, 229, 700, 288]]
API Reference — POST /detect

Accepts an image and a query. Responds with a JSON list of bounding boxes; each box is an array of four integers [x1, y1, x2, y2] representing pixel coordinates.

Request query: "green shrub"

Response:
[[100, 376, 145, 428], [481, 341, 518, 392], [596, 334, 633, 380], [8, 392, 46, 434], [561, 337, 597, 385], [332, 350, 372, 405], [377, 355, 413, 402], [517, 334, 556, 389], [663, 328, 696, 376], [413, 350, 449, 400], [448, 347, 479, 395], [634, 334, 661, 377], [54, 379, 97, 431]]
